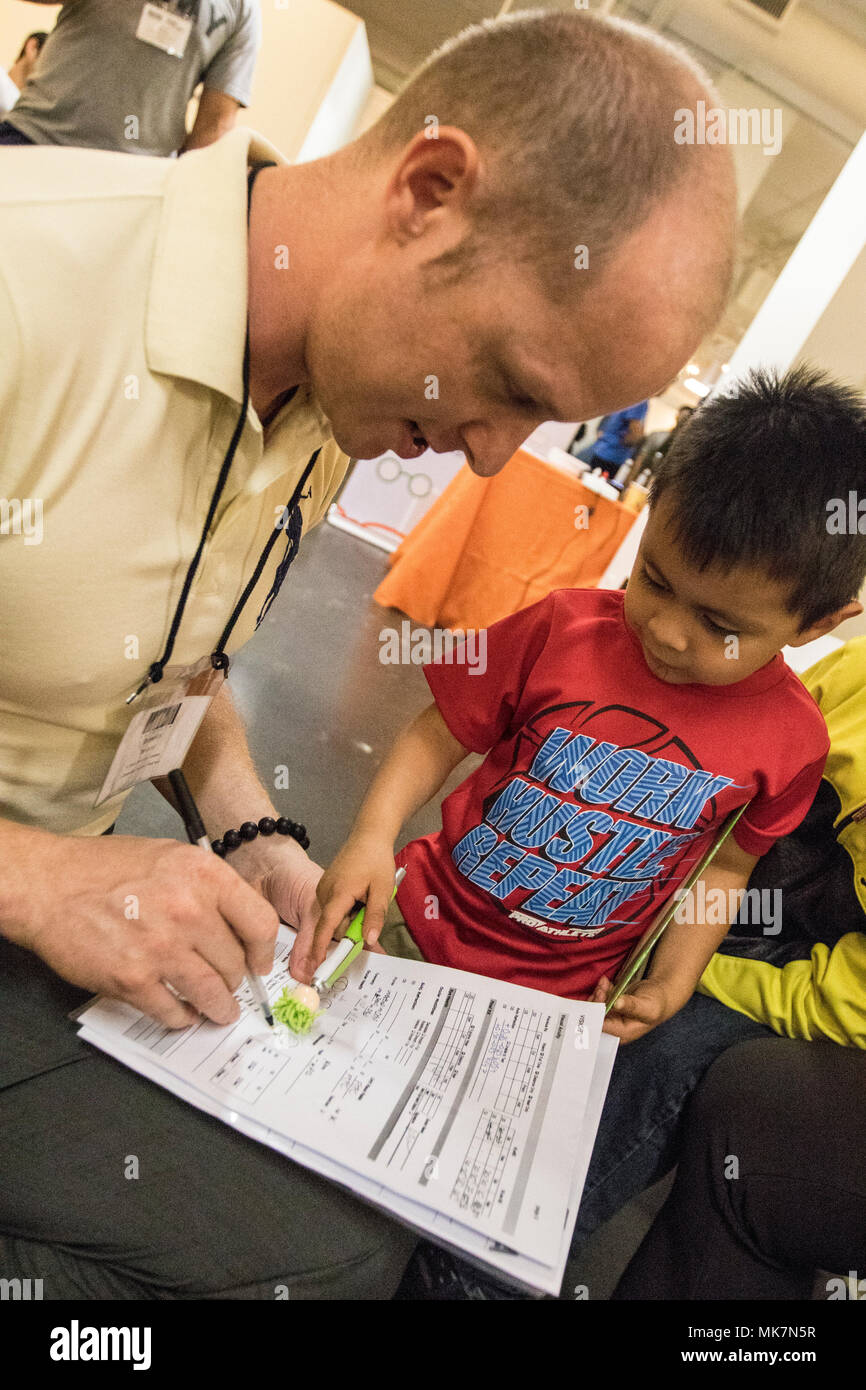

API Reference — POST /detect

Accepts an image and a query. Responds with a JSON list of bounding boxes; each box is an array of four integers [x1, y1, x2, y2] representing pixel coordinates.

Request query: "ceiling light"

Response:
[[683, 377, 711, 398]]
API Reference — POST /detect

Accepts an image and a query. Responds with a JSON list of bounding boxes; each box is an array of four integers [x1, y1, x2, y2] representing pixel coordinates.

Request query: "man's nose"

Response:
[[462, 418, 539, 477]]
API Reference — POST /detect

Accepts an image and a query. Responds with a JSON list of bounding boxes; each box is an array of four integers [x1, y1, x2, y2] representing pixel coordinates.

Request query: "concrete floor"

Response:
[[116, 519, 470, 857], [116, 518, 670, 1299]]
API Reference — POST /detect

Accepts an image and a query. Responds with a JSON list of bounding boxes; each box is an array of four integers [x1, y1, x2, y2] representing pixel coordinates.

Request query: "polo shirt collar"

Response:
[[145, 126, 286, 405]]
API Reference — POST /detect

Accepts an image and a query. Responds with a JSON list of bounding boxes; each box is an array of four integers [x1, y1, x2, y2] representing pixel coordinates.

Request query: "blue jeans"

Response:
[[571, 991, 774, 1250]]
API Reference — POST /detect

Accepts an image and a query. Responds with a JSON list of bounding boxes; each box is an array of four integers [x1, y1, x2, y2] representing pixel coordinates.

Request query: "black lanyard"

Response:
[[128, 161, 320, 703]]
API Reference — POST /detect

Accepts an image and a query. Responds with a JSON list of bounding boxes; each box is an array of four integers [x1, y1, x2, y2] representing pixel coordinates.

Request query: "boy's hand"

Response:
[[289, 832, 397, 983], [591, 974, 687, 1044]]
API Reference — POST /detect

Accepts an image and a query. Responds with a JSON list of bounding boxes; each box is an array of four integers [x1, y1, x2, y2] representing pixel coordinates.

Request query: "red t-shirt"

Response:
[[395, 588, 829, 999]]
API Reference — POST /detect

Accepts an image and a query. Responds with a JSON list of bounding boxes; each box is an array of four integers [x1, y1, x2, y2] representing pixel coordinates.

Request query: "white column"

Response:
[[721, 131, 866, 381], [597, 506, 650, 592]]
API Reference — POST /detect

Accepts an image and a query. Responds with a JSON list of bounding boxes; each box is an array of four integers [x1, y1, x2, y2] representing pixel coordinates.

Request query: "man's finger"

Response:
[[289, 901, 323, 982], [212, 859, 280, 976], [167, 953, 243, 1027], [190, 914, 248, 996], [127, 981, 201, 1031], [296, 890, 358, 975]]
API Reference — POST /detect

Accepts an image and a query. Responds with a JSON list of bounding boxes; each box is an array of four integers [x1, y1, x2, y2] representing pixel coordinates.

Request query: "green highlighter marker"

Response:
[[274, 868, 408, 1036], [312, 866, 407, 993]]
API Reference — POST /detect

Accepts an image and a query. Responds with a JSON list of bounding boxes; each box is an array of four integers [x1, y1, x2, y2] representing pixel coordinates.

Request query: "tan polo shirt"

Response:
[[0, 128, 349, 835]]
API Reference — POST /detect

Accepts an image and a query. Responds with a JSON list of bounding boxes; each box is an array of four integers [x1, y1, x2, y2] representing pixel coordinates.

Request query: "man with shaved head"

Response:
[[248, 11, 736, 472], [0, 9, 735, 1300]]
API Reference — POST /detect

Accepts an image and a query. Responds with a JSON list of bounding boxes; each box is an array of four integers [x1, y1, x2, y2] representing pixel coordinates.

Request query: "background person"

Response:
[[0, 0, 260, 154], [572, 400, 649, 473], [612, 1035, 866, 1300], [0, 29, 47, 118], [631, 401, 695, 478]]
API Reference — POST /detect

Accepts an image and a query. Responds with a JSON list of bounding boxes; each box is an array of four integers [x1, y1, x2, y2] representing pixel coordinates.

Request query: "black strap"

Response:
[[212, 446, 320, 657], [130, 160, 315, 697], [143, 335, 250, 686]]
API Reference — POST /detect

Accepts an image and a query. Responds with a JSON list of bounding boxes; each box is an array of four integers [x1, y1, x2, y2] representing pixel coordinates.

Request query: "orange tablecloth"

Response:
[[374, 450, 637, 631]]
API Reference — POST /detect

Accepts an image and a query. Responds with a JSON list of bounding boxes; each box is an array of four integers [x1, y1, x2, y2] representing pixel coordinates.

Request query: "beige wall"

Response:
[[354, 81, 393, 137], [244, 0, 372, 159], [0, 2, 60, 62]]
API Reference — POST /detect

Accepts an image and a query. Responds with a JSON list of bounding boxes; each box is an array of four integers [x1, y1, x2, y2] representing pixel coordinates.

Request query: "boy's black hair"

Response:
[[649, 365, 866, 631]]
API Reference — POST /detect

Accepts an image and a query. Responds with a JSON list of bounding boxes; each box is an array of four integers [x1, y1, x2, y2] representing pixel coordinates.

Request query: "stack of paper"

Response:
[[76, 927, 616, 1295]]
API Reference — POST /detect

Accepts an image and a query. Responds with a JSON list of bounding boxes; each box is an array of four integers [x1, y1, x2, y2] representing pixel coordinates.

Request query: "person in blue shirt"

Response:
[[574, 400, 649, 470]]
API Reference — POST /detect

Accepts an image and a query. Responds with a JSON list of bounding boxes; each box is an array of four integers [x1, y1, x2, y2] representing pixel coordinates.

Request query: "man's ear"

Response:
[[384, 127, 480, 243], [788, 598, 863, 646]]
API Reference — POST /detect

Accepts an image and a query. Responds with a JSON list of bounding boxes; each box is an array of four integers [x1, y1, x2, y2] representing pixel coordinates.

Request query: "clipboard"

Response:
[[604, 801, 751, 1015]]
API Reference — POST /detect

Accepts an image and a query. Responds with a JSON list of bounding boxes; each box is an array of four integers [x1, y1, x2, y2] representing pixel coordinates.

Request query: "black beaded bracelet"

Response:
[[211, 816, 310, 857]]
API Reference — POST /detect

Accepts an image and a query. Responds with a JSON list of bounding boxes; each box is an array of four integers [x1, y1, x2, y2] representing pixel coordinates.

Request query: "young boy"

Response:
[[292, 366, 866, 1044]]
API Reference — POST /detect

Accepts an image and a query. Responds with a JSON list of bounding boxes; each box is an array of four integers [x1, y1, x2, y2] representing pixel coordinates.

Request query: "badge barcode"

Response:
[[144, 704, 182, 733]]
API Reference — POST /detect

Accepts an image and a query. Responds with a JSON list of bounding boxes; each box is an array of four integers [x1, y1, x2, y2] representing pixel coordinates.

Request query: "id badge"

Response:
[[136, 2, 193, 58], [96, 657, 224, 806]]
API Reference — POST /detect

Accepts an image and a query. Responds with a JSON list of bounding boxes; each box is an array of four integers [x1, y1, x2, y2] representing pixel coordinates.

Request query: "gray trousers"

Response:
[[0, 937, 416, 1299]]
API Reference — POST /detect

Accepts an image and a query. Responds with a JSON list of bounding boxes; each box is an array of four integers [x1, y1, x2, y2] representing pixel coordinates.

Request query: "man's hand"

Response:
[[289, 832, 397, 983], [591, 974, 687, 1044], [6, 831, 279, 1029], [258, 851, 323, 944]]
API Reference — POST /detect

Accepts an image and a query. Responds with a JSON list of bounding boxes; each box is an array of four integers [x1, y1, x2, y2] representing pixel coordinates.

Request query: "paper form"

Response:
[[371, 1029, 618, 1294], [77, 928, 609, 1278], [82, 1019, 616, 1296]]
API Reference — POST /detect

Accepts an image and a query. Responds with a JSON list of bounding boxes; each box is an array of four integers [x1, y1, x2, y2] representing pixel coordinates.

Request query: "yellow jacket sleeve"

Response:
[[699, 933, 866, 1048], [699, 637, 866, 1048]]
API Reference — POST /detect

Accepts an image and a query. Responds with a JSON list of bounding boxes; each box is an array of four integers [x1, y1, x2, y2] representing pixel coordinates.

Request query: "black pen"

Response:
[[168, 767, 274, 1028]]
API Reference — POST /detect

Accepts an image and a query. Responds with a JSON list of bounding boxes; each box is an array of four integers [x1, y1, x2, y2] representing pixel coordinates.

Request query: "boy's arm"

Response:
[[596, 835, 759, 1043], [289, 703, 470, 981]]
